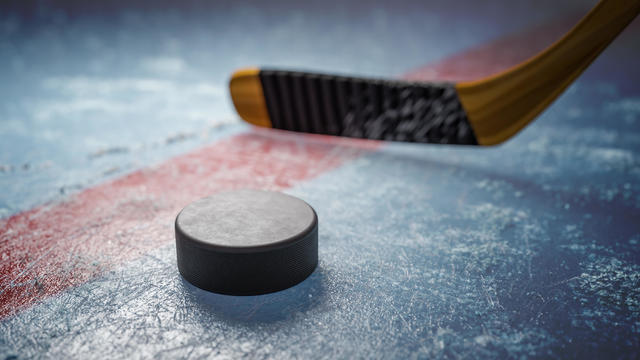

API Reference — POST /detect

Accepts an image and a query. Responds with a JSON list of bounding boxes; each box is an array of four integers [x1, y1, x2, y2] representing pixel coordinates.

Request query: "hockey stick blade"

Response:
[[229, 0, 640, 146]]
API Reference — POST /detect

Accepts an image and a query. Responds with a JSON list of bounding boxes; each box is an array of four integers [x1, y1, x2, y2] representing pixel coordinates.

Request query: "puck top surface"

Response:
[[176, 189, 316, 252]]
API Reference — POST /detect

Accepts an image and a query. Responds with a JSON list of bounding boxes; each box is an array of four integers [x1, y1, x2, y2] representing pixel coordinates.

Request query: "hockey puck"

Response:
[[175, 189, 318, 295]]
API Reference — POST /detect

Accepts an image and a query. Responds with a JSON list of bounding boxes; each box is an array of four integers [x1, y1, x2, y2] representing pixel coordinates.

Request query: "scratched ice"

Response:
[[2, 79, 640, 357]]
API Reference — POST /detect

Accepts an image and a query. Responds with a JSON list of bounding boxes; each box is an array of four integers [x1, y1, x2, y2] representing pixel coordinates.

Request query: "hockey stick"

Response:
[[229, 0, 640, 146]]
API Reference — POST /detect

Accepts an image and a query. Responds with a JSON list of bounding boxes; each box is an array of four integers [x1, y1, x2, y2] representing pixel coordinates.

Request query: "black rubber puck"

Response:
[[175, 189, 318, 295]]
